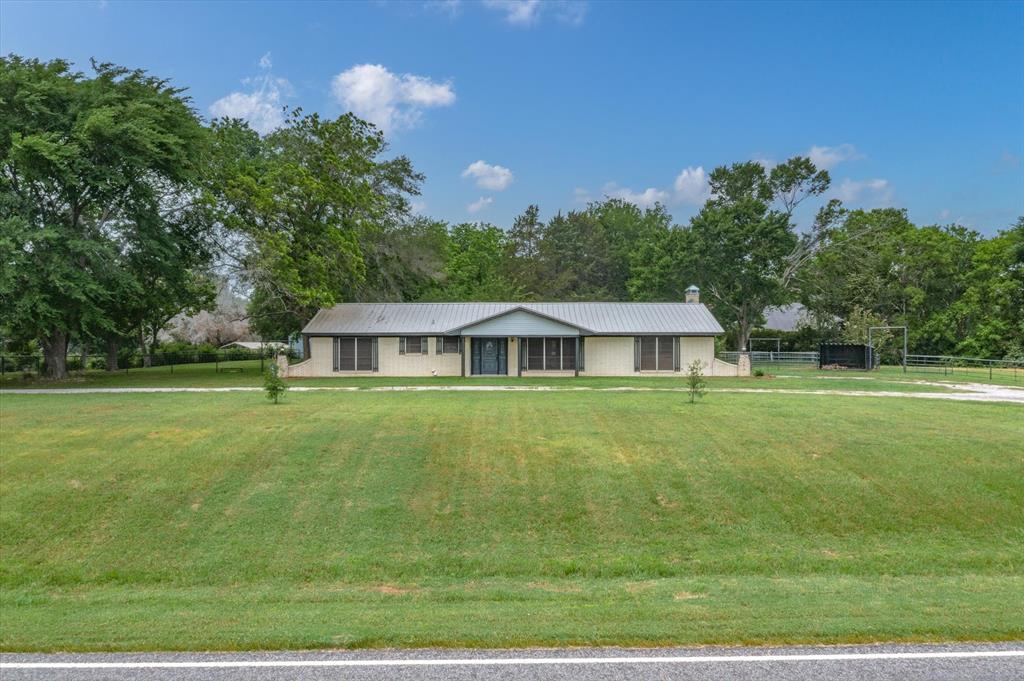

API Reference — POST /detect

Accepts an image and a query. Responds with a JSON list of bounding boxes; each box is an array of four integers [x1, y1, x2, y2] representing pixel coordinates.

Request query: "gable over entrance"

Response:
[[457, 309, 582, 337]]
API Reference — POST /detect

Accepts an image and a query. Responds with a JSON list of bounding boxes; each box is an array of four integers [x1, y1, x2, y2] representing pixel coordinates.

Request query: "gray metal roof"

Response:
[[302, 302, 725, 336]]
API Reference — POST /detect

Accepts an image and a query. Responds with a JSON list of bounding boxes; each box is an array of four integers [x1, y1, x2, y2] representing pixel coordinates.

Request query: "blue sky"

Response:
[[2, 0, 1022, 234]]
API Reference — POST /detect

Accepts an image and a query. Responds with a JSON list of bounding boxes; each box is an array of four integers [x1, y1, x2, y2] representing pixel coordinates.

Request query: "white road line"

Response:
[[3, 650, 1023, 669]]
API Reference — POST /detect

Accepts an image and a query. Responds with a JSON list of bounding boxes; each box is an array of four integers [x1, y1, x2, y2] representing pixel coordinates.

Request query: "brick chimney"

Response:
[[685, 285, 700, 303]]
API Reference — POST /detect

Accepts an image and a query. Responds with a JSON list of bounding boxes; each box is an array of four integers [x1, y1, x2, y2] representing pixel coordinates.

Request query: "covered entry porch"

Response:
[[464, 336, 581, 376], [456, 307, 585, 377]]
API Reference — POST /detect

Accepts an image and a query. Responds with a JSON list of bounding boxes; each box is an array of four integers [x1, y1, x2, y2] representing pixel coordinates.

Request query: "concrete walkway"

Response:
[[3, 383, 1023, 404]]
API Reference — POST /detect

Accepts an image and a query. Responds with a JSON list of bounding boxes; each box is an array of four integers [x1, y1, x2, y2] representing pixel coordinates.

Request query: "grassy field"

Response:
[[0, 358, 991, 393], [1, 387, 1022, 651]]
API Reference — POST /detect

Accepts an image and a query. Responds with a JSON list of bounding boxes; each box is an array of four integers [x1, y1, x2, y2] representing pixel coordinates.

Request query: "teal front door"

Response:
[[471, 338, 507, 375]]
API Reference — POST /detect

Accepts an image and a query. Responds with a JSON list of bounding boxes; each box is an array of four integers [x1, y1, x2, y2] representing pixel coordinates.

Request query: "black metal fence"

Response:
[[1, 347, 295, 380]]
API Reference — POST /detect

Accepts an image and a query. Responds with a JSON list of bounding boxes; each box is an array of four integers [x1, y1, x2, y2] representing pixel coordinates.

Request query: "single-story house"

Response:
[[285, 287, 746, 378]]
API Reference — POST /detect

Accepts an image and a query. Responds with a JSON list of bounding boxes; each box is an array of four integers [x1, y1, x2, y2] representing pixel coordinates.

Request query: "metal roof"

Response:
[[302, 302, 725, 336]]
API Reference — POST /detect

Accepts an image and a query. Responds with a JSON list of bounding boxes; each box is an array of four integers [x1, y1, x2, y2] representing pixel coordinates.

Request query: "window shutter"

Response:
[[634, 337, 640, 372], [673, 337, 681, 371], [579, 337, 585, 372], [372, 338, 379, 372], [436, 337, 442, 355], [421, 336, 428, 354], [399, 337, 406, 355], [333, 338, 339, 372]]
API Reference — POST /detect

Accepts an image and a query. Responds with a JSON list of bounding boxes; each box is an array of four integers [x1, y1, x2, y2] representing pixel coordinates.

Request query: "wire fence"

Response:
[[904, 354, 1023, 384], [716, 350, 1022, 384], [0, 347, 295, 380]]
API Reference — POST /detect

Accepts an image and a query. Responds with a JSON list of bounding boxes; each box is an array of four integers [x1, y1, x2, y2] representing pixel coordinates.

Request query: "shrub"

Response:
[[686, 359, 707, 404], [263, 362, 288, 404]]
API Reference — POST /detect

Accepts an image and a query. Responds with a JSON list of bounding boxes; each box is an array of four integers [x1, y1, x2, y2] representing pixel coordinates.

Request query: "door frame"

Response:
[[470, 336, 508, 375]]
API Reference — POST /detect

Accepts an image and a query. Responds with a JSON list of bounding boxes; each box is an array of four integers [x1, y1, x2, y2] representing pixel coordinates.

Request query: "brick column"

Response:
[[276, 353, 289, 378]]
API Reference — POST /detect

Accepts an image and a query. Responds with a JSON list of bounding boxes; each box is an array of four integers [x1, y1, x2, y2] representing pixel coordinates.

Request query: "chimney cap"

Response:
[[685, 285, 700, 293]]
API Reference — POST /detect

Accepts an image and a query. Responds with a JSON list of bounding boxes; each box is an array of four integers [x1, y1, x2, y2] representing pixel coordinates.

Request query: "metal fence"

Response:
[[0, 347, 292, 380], [718, 351, 820, 367], [904, 354, 1023, 384]]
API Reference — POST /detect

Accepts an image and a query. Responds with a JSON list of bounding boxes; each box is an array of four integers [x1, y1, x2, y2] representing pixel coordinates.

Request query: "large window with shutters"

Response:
[[333, 337, 376, 372], [400, 336, 428, 355], [637, 336, 677, 371], [524, 337, 577, 371]]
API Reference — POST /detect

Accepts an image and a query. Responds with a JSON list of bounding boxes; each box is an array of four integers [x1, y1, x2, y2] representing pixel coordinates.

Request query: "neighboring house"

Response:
[[762, 303, 806, 332], [220, 341, 289, 352], [287, 287, 745, 378]]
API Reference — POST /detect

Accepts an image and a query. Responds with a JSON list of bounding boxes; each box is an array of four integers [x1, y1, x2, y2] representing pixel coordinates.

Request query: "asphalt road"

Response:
[[3, 643, 1022, 681]]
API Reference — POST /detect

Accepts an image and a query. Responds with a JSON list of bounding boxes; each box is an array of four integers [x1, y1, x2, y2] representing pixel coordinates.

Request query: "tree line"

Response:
[[2, 56, 1021, 378]]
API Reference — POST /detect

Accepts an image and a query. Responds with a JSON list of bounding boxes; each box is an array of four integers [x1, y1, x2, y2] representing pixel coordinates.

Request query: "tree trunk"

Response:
[[41, 330, 69, 380], [106, 339, 120, 371], [139, 328, 152, 368], [737, 314, 752, 352], [80, 345, 89, 374]]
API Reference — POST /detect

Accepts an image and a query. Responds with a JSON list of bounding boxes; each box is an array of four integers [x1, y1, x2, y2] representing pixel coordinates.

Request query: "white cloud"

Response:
[[467, 196, 493, 213], [411, 200, 428, 214], [596, 165, 709, 209], [939, 208, 951, 220], [808, 143, 862, 171], [461, 160, 514, 191], [672, 166, 711, 205], [483, 0, 542, 25], [210, 59, 293, 135], [482, 0, 585, 26], [572, 187, 591, 204], [331, 64, 455, 134], [835, 178, 893, 207], [602, 182, 669, 209]]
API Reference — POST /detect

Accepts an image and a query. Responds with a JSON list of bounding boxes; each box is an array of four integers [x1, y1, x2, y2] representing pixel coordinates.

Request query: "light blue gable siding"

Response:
[[459, 309, 581, 336]]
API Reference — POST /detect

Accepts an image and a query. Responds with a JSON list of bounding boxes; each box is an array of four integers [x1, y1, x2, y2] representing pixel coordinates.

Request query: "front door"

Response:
[[472, 338, 507, 375]]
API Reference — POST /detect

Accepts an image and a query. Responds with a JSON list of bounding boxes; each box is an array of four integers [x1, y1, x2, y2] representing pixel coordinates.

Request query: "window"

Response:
[[333, 337, 376, 371], [442, 336, 461, 354], [637, 336, 676, 371], [400, 336, 428, 354], [525, 337, 577, 371], [527, 338, 545, 370], [356, 338, 373, 371]]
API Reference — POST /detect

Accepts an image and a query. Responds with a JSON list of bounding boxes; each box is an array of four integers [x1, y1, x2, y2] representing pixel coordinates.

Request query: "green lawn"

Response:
[[1, 388, 1021, 651], [0, 358, 986, 393]]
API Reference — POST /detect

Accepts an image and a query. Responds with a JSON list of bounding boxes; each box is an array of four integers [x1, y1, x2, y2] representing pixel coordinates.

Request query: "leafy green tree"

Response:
[[359, 216, 449, 302], [429, 223, 520, 301], [202, 112, 423, 339], [799, 209, 982, 354], [951, 218, 1024, 359], [682, 158, 838, 350], [0, 56, 207, 378]]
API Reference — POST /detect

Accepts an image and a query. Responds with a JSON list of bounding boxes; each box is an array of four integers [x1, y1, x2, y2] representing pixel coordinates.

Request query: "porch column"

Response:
[[574, 337, 579, 377]]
